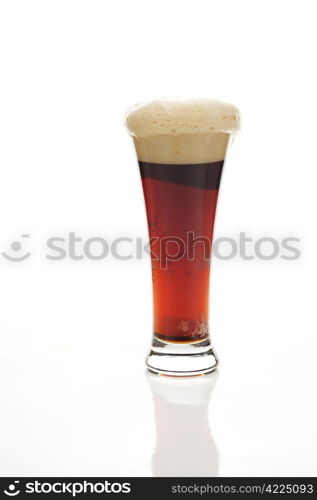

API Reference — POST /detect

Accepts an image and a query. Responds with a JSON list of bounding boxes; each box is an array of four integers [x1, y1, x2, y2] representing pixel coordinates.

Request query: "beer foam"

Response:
[[126, 98, 240, 164], [126, 98, 240, 138]]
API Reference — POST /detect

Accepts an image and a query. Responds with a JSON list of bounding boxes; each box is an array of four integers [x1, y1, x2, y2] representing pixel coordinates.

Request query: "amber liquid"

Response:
[[140, 160, 223, 343]]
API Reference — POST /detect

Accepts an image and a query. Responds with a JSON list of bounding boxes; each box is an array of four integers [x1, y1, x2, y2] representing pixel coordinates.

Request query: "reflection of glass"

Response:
[[126, 99, 240, 376], [147, 372, 219, 477]]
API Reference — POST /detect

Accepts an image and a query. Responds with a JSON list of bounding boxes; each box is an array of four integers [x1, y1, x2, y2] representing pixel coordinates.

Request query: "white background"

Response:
[[0, 0, 316, 477]]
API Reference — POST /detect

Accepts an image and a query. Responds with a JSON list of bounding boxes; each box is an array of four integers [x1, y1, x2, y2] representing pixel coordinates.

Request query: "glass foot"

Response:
[[146, 337, 218, 377]]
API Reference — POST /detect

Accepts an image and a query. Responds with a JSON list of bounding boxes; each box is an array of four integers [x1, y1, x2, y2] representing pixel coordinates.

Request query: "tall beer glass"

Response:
[[126, 99, 240, 376]]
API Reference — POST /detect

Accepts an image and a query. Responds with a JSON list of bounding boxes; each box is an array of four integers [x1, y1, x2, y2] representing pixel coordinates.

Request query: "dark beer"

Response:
[[126, 99, 240, 375], [140, 160, 223, 342]]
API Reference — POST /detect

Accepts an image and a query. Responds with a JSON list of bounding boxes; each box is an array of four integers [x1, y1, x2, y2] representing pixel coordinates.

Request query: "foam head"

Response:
[[126, 98, 240, 164]]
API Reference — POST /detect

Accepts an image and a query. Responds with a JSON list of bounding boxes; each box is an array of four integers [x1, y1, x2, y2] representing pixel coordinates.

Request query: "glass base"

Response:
[[146, 337, 218, 377]]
